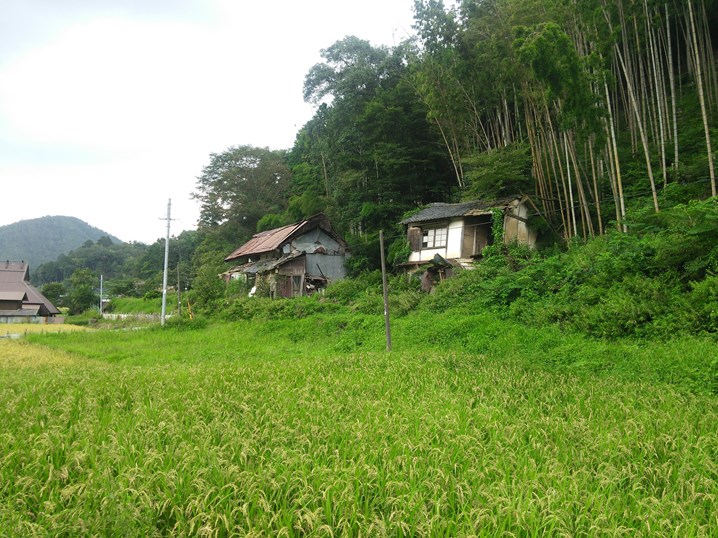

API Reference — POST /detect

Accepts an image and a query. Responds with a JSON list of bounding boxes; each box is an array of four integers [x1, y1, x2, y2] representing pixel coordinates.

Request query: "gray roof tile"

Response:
[[400, 197, 520, 225]]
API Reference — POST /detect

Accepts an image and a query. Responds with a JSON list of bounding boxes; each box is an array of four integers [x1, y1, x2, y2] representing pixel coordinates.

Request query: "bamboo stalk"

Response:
[[665, 2, 679, 172], [646, 0, 667, 186], [604, 79, 627, 230], [589, 136, 604, 234], [688, 0, 716, 195]]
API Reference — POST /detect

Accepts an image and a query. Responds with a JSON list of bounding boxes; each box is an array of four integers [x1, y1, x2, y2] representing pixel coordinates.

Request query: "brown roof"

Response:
[[0, 291, 28, 301], [0, 261, 60, 316], [0, 261, 30, 282], [225, 214, 345, 263], [225, 222, 304, 261]]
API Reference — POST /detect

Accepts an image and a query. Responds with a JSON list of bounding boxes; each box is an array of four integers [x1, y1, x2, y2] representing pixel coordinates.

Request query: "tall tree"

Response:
[[298, 36, 454, 234], [193, 145, 292, 250]]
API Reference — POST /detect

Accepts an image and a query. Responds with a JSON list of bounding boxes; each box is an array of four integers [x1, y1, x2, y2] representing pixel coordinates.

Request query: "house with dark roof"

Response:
[[0, 261, 62, 323], [224, 214, 350, 298], [400, 197, 537, 285]]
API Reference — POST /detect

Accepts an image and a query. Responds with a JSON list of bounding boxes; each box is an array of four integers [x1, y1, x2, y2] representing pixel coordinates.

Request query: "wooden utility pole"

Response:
[[379, 230, 392, 352]]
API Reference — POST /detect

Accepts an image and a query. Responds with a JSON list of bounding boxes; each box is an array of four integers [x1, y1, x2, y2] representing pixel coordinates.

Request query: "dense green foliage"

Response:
[[0, 216, 122, 270], [193, 146, 292, 256], [11, 0, 716, 321], [417, 198, 718, 340], [6, 190, 718, 536], [177, 195, 718, 348], [105, 297, 165, 315], [184, 0, 717, 283], [31, 230, 199, 315]]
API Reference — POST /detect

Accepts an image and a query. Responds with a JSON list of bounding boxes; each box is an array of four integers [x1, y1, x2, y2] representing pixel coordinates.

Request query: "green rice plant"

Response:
[[2, 319, 715, 535], [2, 340, 717, 535]]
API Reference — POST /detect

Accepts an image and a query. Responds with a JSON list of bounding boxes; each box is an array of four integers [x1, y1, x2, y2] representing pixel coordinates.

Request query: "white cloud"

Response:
[[0, 0, 417, 243]]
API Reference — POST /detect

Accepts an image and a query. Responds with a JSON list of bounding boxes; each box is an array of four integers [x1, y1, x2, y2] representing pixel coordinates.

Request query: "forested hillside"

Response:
[[27, 0, 718, 324], [193, 0, 717, 270], [31, 230, 198, 314], [0, 216, 121, 269]]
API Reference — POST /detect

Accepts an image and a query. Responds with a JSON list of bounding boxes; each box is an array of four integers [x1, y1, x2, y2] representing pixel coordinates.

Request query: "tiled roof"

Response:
[[0, 291, 27, 301], [400, 197, 521, 225]]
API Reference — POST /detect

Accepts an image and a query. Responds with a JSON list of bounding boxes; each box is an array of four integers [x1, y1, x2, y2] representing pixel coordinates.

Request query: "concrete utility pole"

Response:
[[161, 199, 172, 326]]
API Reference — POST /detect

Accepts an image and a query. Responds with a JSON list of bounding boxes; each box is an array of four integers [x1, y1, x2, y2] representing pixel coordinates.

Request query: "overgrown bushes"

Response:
[[191, 198, 717, 342], [422, 198, 718, 340], [218, 271, 423, 322]]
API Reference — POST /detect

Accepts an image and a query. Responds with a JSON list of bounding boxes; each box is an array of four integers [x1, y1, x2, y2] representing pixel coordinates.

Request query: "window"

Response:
[[422, 227, 447, 249]]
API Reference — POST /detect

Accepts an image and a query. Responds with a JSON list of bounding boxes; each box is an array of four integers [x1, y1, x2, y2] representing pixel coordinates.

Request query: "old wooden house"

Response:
[[400, 197, 537, 289], [224, 214, 349, 298], [0, 261, 62, 323]]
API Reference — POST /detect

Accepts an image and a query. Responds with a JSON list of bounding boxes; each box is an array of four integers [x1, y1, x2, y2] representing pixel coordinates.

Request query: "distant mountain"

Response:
[[0, 216, 123, 270]]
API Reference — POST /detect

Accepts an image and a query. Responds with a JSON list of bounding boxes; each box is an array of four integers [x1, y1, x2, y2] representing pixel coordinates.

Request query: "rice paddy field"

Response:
[[1, 323, 88, 337], [1, 315, 717, 536]]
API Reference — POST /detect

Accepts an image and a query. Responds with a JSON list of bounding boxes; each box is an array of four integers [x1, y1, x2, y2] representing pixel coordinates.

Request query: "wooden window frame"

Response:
[[421, 226, 448, 249]]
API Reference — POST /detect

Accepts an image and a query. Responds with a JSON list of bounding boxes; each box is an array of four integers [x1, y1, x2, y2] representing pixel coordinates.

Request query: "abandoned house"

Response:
[[400, 196, 537, 289], [223, 214, 350, 298], [0, 261, 62, 323]]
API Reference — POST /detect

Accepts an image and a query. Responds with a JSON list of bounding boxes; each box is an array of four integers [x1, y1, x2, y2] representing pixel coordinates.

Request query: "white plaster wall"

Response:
[[446, 219, 464, 258], [407, 218, 464, 262], [409, 247, 444, 263]]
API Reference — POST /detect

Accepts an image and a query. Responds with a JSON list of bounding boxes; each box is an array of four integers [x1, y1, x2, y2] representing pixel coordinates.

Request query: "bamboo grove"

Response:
[[194, 0, 717, 255], [410, 0, 718, 239]]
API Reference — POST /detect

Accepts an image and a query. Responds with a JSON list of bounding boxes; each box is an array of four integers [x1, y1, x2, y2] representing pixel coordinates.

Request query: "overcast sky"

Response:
[[0, 0, 419, 243]]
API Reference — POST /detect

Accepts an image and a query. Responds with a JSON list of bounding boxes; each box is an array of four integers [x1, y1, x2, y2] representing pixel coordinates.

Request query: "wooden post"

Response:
[[379, 230, 392, 352]]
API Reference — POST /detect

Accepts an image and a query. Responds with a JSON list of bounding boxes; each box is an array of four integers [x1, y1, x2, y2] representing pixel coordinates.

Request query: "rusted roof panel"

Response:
[[224, 214, 344, 263], [228, 251, 305, 275], [225, 222, 305, 261]]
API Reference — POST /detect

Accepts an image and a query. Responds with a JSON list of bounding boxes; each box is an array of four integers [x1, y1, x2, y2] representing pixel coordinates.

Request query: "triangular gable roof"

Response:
[[0, 261, 60, 315], [225, 214, 345, 263], [400, 196, 524, 225], [0, 261, 30, 282]]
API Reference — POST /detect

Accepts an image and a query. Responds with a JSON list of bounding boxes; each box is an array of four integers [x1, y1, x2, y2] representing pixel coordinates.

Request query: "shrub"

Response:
[[221, 295, 344, 321], [323, 272, 383, 305], [162, 315, 209, 331], [680, 275, 718, 335]]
